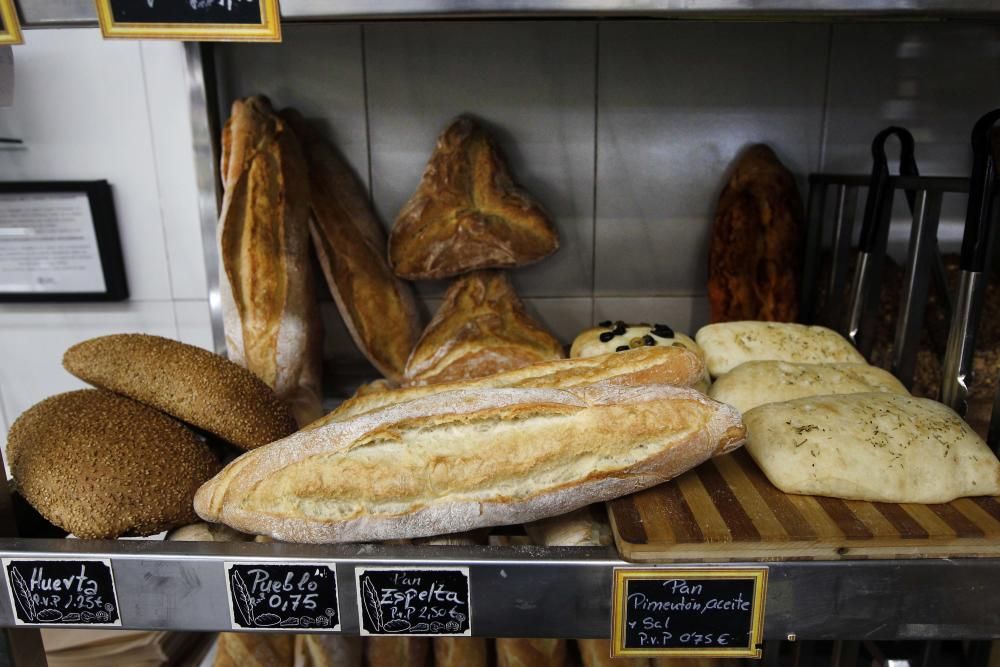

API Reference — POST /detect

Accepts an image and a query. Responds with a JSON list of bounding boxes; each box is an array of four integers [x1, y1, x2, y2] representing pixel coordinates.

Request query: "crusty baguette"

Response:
[[404, 271, 564, 386], [313, 346, 705, 427], [195, 383, 744, 543], [282, 109, 421, 384], [218, 96, 323, 426], [389, 116, 559, 280]]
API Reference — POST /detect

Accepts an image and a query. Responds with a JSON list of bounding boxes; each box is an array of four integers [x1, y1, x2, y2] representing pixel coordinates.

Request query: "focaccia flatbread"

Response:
[[695, 321, 865, 377], [709, 361, 907, 413], [744, 393, 1000, 503]]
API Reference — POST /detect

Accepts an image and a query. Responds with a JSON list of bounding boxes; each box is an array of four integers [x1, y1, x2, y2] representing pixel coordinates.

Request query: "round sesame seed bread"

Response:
[[8, 389, 220, 539], [63, 334, 298, 450]]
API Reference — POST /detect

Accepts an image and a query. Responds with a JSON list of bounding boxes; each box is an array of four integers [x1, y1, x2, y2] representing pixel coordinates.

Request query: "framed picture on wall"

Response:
[[95, 0, 281, 42], [0, 0, 23, 46], [0, 181, 129, 302]]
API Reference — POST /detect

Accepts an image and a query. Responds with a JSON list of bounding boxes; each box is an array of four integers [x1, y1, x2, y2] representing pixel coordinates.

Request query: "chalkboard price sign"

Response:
[[95, 0, 281, 42], [3, 558, 120, 626], [356, 567, 472, 636], [225, 562, 340, 631], [611, 568, 767, 658]]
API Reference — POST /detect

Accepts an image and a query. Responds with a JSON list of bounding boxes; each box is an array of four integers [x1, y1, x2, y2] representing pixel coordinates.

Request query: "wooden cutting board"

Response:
[[608, 449, 1000, 562]]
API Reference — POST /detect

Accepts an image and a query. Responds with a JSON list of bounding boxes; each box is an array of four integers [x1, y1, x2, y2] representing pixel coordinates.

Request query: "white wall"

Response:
[[0, 29, 210, 452]]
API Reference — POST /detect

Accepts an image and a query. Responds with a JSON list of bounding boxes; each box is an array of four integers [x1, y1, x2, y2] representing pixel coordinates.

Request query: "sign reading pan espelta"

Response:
[[225, 562, 341, 631], [3, 558, 120, 626], [356, 567, 472, 636]]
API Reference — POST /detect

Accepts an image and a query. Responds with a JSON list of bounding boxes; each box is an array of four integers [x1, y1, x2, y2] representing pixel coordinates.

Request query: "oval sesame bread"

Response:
[[195, 383, 745, 543], [63, 333, 297, 450], [8, 389, 219, 539], [311, 345, 706, 427]]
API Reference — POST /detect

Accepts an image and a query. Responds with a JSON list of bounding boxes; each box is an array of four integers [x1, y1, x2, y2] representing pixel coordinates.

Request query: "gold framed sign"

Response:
[[611, 567, 767, 659], [95, 0, 281, 42], [0, 0, 23, 46]]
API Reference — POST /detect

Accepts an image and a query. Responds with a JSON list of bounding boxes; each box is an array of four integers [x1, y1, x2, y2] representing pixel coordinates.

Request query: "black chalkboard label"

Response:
[[225, 562, 340, 631], [3, 558, 120, 626], [356, 567, 472, 636], [95, 0, 280, 42], [612, 568, 767, 658]]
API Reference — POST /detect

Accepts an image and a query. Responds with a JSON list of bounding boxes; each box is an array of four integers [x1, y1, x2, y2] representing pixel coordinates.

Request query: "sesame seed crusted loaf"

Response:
[[194, 383, 745, 543], [744, 392, 1000, 503], [695, 321, 865, 378], [8, 389, 219, 539], [63, 333, 297, 450], [311, 345, 706, 427]]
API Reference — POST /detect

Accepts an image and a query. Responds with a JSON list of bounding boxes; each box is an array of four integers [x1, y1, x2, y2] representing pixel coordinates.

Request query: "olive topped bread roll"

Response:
[[571, 321, 709, 391]]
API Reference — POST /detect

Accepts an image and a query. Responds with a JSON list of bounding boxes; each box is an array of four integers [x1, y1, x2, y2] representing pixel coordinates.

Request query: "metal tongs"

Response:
[[845, 127, 920, 357], [942, 109, 1000, 431]]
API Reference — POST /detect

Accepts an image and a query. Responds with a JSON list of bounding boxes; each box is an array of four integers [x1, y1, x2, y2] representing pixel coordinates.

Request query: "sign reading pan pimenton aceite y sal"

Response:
[[612, 568, 767, 659], [356, 567, 472, 636], [225, 562, 341, 631], [2, 558, 121, 626]]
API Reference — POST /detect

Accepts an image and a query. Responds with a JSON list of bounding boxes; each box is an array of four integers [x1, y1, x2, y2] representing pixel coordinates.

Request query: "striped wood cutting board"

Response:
[[608, 448, 1000, 562]]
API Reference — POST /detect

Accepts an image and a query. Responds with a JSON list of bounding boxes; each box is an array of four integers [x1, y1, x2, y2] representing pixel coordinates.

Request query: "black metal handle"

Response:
[[858, 126, 919, 253], [960, 109, 1000, 273]]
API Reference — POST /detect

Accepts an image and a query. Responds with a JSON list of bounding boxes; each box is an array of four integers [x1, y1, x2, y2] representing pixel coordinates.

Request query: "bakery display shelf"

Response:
[[609, 449, 1000, 562], [15, 0, 1000, 28], [2, 538, 1000, 639]]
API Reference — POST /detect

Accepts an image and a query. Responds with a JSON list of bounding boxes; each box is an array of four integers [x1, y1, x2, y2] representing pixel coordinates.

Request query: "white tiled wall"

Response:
[[2, 20, 999, 440], [215, 20, 1000, 369], [0, 30, 208, 449]]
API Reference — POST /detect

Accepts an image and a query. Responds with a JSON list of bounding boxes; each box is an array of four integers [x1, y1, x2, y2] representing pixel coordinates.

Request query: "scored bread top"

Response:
[[313, 345, 706, 427], [695, 321, 865, 377], [9, 389, 219, 539], [195, 383, 745, 543], [63, 333, 298, 450]]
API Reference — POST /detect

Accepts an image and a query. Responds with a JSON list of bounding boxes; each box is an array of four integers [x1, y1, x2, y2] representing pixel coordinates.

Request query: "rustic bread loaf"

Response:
[[214, 633, 293, 667], [63, 333, 297, 450], [8, 390, 219, 539], [283, 109, 421, 384], [709, 361, 907, 413], [744, 393, 1000, 503], [495, 639, 566, 667], [708, 144, 802, 323], [312, 346, 705, 427], [389, 116, 559, 280], [571, 322, 709, 392], [218, 96, 323, 426], [696, 321, 865, 377], [403, 271, 564, 385], [365, 638, 430, 667], [195, 383, 744, 543]]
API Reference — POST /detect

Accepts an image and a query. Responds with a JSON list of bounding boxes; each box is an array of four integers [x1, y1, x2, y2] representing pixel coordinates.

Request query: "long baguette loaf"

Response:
[[218, 96, 323, 426], [195, 383, 744, 543], [311, 345, 705, 428]]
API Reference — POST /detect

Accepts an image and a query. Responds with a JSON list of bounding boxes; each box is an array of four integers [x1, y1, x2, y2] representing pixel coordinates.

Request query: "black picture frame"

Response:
[[0, 181, 129, 302]]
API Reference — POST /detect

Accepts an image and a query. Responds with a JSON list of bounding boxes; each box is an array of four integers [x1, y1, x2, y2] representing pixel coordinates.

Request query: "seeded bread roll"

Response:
[[64, 333, 297, 450], [389, 116, 559, 280], [744, 393, 1000, 503], [709, 361, 907, 413], [571, 322, 709, 391], [403, 271, 564, 385], [695, 321, 865, 377], [8, 390, 219, 539]]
